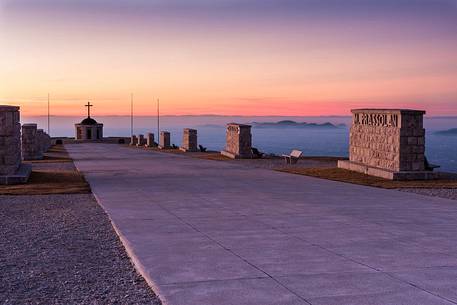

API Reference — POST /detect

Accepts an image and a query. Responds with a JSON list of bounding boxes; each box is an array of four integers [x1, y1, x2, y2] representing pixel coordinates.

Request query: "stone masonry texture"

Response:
[[349, 109, 426, 172], [130, 135, 138, 146], [146, 133, 155, 147], [0, 105, 21, 175], [21, 123, 43, 160], [160, 131, 171, 148], [137, 134, 146, 146], [181, 128, 197, 151], [37, 129, 46, 156], [224, 123, 252, 158]]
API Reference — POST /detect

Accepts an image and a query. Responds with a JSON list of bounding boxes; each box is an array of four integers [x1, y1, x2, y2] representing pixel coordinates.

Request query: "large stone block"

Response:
[[0, 107, 20, 136], [130, 135, 138, 146], [0, 106, 21, 175], [221, 123, 252, 159], [21, 123, 43, 160], [37, 129, 46, 155], [0, 105, 31, 184], [159, 131, 171, 149], [136, 134, 146, 146], [180, 128, 198, 152], [338, 109, 435, 180], [146, 133, 156, 147]]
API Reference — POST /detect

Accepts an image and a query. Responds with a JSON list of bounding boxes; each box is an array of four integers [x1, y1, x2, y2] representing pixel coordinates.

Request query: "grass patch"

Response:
[[126, 145, 344, 164], [195, 153, 232, 161], [300, 156, 347, 162], [23, 155, 73, 163], [0, 144, 91, 195], [0, 170, 91, 195], [23, 145, 73, 163], [195, 153, 344, 163], [47, 145, 70, 155], [125, 145, 185, 154], [277, 167, 457, 189], [153, 148, 185, 154]]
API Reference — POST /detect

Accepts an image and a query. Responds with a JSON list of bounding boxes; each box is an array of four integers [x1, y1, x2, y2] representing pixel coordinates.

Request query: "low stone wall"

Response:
[[53, 137, 129, 145]]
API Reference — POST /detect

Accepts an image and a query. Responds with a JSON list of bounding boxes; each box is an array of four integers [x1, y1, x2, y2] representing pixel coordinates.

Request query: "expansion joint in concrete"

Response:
[[149, 202, 313, 305]]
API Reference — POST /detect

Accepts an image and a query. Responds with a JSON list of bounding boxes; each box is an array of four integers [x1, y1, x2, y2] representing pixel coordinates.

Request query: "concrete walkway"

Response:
[[67, 143, 457, 305]]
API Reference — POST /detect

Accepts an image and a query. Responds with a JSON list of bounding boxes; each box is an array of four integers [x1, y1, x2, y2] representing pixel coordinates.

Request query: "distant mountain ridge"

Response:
[[252, 120, 346, 129], [435, 128, 457, 136], [197, 120, 346, 128]]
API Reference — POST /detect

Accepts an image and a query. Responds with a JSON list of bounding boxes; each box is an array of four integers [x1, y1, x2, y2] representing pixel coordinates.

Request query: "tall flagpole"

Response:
[[130, 93, 134, 137], [47, 93, 50, 135], [157, 98, 160, 138]]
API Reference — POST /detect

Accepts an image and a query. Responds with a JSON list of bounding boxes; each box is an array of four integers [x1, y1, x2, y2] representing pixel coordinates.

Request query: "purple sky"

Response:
[[1, 0, 456, 116]]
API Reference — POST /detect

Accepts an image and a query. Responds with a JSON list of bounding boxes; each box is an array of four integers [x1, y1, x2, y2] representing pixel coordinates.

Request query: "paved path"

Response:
[[67, 143, 457, 305]]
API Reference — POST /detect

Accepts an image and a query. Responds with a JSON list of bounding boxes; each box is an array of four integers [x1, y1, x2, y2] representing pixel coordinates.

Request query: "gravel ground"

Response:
[[0, 194, 161, 305], [398, 188, 457, 201]]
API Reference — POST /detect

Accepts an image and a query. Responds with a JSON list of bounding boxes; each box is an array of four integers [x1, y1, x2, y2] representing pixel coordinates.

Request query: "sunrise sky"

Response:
[[1, 0, 456, 116]]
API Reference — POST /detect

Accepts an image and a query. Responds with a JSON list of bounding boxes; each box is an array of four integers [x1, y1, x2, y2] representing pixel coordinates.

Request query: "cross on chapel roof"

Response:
[[85, 101, 93, 118]]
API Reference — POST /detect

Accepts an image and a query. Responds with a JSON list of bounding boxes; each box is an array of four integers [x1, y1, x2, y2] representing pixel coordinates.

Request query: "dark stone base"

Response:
[[221, 150, 252, 159], [338, 160, 441, 181], [179, 147, 197, 152], [0, 163, 32, 185]]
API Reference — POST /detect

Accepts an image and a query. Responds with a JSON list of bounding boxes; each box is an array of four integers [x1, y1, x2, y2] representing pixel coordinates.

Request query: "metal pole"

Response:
[[157, 98, 160, 139], [47, 93, 50, 135], [130, 93, 134, 137]]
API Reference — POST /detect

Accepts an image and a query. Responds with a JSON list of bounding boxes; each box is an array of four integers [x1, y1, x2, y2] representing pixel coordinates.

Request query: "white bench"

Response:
[[282, 150, 302, 164]]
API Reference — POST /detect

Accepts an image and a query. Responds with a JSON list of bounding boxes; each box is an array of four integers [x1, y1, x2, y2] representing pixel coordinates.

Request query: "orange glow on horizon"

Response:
[[1, 1, 456, 117]]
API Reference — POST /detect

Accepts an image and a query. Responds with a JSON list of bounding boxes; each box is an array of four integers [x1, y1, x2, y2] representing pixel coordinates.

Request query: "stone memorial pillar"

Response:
[[136, 134, 146, 146], [42, 131, 51, 152], [338, 109, 438, 180], [37, 129, 45, 155], [180, 128, 198, 152], [0, 105, 31, 184], [146, 133, 155, 147], [130, 135, 138, 146], [221, 123, 252, 159], [45, 133, 52, 151], [21, 123, 43, 160], [159, 131, 171, 149]]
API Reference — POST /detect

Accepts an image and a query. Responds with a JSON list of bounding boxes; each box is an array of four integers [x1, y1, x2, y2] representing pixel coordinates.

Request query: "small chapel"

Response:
[[75, 102, 104, 141]]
